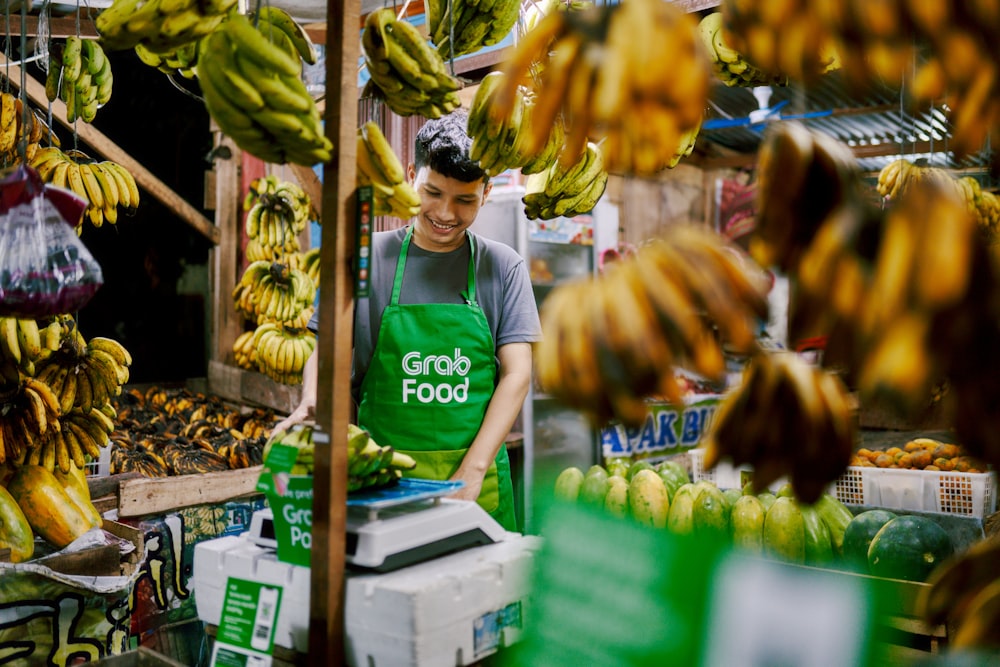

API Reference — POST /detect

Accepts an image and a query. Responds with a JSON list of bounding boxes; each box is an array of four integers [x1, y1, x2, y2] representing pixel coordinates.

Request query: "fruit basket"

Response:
[[831, 466, 997, 519]]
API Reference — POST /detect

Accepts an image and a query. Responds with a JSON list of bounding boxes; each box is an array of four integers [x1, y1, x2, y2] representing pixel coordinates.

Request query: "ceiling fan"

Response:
[[702, 86, 835, 131]]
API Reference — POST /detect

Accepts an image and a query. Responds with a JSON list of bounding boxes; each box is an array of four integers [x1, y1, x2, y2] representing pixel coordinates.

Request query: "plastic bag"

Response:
[[0, 164, 103, 318]]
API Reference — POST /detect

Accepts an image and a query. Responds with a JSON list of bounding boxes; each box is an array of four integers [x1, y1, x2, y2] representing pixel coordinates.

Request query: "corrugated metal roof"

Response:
[[701, 70, 994, 176]]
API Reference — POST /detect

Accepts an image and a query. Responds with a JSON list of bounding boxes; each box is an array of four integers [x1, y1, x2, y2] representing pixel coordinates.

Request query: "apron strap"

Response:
[[391, 227, 480, 307], [464, 233, 478, 306]]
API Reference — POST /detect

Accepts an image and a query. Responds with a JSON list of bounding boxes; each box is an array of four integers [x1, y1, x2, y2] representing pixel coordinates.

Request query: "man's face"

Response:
[[409, 165, 491, 252]]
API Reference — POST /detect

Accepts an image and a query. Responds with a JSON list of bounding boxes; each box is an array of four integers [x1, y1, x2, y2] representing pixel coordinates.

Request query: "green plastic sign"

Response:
[[256, 444, 314, 567], [210, 577, 283, 666]]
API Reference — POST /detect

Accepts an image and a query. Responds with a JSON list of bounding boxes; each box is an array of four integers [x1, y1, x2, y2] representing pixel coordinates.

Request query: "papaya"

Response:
[[731, 495, 765, 554], [655, 460, 689, 494], [842, 509, 897, 573], [815, 493, 853, 557], [667, 484, 696, 535], [586, 465, 608, 479], [757, 492, 777, 512], [554, 467, 585, 503], [692, 484, 730, 542], [606, 458, 629, 479], [603, 475, 629, 519], [763, 497, 805, 564], [0, 485, 34, 563], [800, 503, 834, 566], [776, 483, 795, 498], [7, 464, 92, 549], [626, 460, 654, 482], [580, 469, 611, 508], [53, 463, 103, 529], [722, 488, 743, 508], [628, 470, 669, 528]]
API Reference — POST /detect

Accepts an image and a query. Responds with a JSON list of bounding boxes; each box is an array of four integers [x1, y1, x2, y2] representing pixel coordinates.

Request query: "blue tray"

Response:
[[346, 478, 464, 510]]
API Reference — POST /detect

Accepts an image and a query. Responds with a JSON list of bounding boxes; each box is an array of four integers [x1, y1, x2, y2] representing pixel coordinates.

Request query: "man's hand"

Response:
[[272, 403, 314, 434], [448, 465, 485, 502]]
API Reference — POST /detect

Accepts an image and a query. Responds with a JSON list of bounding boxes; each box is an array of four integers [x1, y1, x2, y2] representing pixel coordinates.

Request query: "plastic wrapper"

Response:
[[0, 165, 103, 317]]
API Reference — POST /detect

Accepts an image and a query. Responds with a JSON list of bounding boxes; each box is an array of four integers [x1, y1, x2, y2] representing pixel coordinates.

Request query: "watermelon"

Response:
[[868, 515, 955, 582], [626, 460, 655, 482], [842, 510, 897, 573]]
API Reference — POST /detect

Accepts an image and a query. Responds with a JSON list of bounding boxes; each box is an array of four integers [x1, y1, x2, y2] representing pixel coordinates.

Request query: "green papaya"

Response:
[[800, 503, 834, 566], [722, 488, 743, 508], [776, 483, 794, 498], [693, 485, 730, 542], [603, 475, 629, 518], [757, 492, 777, 512], [586, 465, 608, 479], [626, 460, 654, 482], [667, 484, 696, 535], [764, 497, 805, 564], [580, 470, 611, 507], [731, 494, 765, 554], [606, 458, 630, 479], [553, 467, 585, 503], [656, 460, 689, 493], [628, 470, 669, 528]]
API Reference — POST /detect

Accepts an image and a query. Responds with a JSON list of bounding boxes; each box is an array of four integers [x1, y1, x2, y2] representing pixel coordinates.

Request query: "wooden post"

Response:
[[208, 129, 242, 365], [310, 0, 360, 660]]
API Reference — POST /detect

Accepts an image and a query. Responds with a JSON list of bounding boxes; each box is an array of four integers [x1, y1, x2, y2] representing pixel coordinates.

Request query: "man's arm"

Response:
[[449, 342, 533, 501], [272, 346, 318, 432]]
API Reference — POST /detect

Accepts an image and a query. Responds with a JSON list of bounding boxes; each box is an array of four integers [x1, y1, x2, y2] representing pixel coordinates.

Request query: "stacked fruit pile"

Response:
[[522, 142, 608, 220], [554, 459, 856, 569], [696, 13, 795, 88], [426, 0, 519, 58], [494, 0, 709, 176], [720, 1, 1000, 156], [535, 224, 768, 427], [108, 386, 275, 477], [356, 120, 422, 218], [361, 8, 462, 119], [0, 462, 104, 562], [849, 438, 988, 472], [263, 422, 417, 492], [30, 146, 140, 230], [45, 37, 114, 124], [0, 92, 60, 169]]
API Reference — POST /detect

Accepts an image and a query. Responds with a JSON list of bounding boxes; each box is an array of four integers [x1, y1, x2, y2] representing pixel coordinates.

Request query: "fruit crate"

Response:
[[831, 466, 998, 519], [85, 444, 111, 478], [688, 447, 786, 492]]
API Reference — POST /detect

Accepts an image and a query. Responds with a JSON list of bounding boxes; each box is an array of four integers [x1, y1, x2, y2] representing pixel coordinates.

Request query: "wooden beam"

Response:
[[695, 138, 948, 169], [0, 14, 98, 38], [289, 163, 323, 219], [311, 0, 358, 661], [0, 53, 221, 245], [209, 128, 242, 364]]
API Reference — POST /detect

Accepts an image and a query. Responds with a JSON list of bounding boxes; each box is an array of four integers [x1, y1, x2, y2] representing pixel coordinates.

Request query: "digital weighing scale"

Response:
[[246, 478, 507, 573]]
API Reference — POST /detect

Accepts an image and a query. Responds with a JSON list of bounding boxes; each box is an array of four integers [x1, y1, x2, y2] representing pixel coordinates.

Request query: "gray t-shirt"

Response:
[[309, 227, 541, 398]]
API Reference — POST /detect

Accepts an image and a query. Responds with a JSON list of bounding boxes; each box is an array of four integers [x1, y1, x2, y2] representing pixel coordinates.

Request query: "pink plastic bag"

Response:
[[0, 165, 103, 318]]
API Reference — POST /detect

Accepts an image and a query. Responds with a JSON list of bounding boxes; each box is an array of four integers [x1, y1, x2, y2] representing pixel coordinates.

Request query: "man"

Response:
[[276, 110, 541, 532]]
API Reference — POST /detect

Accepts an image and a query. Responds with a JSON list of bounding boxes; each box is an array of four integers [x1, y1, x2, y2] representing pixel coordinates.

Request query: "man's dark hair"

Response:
[[413, 110, 488, 183]]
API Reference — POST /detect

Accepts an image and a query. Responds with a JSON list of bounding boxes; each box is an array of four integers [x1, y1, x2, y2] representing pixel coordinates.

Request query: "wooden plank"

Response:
[[0, 14, 99, 38], [116, 466, 264, 518], [289, 163, 323, 219], [311, 0, 359, 659], [208, 129, 242, 363], [37, 544, 121, 576], [87, 472, 143, 500], [0, 547, 9, 562], [0, 53, 221, 245]]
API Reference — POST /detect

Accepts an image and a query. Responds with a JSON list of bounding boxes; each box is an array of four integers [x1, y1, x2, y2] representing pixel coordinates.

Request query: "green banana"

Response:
[[200, 32, 266, 112], [223, 13, 300, 78], [45, 53, 62, 103], [385, 16, 445, 76], [234, 52, 312, 114], [62, 36, 83, 83], [257, 6, 318, 65]]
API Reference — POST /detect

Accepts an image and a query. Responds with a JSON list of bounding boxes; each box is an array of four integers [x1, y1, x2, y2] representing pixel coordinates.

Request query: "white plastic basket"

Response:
[[688, 447, 786, 492], [831, 466, 998, 518], [85, 444, 111, 478]]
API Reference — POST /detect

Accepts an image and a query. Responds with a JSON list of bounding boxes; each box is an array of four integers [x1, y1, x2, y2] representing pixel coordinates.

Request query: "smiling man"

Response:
[[278, 110, 541, 532]]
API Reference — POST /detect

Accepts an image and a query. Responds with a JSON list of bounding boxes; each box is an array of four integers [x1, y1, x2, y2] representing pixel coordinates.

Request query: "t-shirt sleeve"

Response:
[[496, 254, 542, 347]]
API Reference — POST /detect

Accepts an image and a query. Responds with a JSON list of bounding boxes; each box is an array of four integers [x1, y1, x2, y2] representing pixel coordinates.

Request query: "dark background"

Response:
[[25, 47, 215, 384]]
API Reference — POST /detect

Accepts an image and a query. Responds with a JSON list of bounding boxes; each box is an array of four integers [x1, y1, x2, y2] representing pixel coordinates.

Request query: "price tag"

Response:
[[210, 577, 284, 667], [701, 555, 871, 667], [355, 185, 373, 298]]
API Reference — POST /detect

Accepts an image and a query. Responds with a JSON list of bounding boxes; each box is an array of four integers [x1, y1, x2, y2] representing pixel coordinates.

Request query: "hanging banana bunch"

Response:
[[361, 8, 462, 119], [233, 260, 316, 328], [251, 322, 317, 385], [426, 0, 520, 58], [0, 92, 58, 169], [356, 120, 422, 218], [133, 40, 198, 78], [45, 38, 114, 123], [243, 178, 313, 257], [696, 12, 797, 88], [95, 0, 236, 52], [522, 141, 607, 220]]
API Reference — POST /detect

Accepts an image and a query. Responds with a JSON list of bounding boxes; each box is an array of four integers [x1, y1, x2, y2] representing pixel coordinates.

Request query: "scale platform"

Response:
[[246, 478, 507, 573]]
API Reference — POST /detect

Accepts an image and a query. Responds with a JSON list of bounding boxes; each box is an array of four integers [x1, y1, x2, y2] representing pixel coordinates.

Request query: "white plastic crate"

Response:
[[85, 445, 111, 478], [688, 447, 786, 492], [831, 466, 998, 518]]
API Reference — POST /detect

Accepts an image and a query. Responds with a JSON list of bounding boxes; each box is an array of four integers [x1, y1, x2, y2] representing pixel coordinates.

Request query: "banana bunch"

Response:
[[702, 351, 857, 504], [534, 224, 769, 427], [301, 247, 321, 291], [521, 0, 594, 34], [134, 40, 198, 78], [35, 334, 132, 417], [920, 536, 1000, 650], [466, 72, 557, 177], [956, 176, 1000, 242], [0, 317, 62, 378], [251, 322, 317, 385], [242, 174, 280, 209], [0, 377, 62, 467], [46, 38, 114, 124], [262, 422, 317, 473], [29, 146, 140, 229], [244, 179, 312, 255], [0, 93, 57, 168], [697, 12, 791, 88], [361, 8, 462, 119], [95, 0, 236, 52], [426, 0, 519, 58], [522, 142, 608, 220], [43, 406, 118, 474], [233, 260, 316, 327], [232, 330, 256, 370], [346, 423, 417, 492], [198, 13, 332, 167], [356, 120, 422, 218], [492, 0, 709, 177]]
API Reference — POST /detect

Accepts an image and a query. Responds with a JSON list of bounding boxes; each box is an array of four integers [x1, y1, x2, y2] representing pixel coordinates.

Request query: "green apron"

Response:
[[357, 228, 517, 531]]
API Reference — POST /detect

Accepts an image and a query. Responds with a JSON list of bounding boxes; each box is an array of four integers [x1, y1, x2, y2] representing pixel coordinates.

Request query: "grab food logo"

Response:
[[401, 348, 471, 404]]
